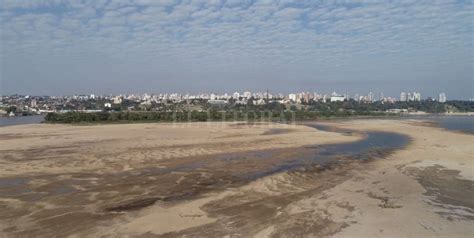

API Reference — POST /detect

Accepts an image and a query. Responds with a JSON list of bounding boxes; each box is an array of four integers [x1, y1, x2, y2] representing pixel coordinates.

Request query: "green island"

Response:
[[44, 100, 474, 123]]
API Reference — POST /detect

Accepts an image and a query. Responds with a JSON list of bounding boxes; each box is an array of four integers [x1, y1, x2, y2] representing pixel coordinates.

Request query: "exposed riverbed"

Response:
[[0, 120, 471, 237]]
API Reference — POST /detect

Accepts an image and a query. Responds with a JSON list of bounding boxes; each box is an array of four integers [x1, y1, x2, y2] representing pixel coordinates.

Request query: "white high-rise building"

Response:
[[330, 95, 345, 102], [288, 94, 297, 102], [233, 92, 240, 99], [113, 96, 122, 104], [438, 93, 447, 103], [368, 92, 374, 102], [413, 92, 421, 101], [243, 91, 251, 99], [400, 92, 407, 102]]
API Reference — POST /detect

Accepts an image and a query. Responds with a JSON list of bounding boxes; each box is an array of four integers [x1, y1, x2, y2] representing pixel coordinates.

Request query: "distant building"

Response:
[[113, 96, 122, 104], [387, 109, 408, 113], [288, 94, 297, 102], [413, 92, 421, 101], [330, 95, 345, 102], [243, 91, 252, 99], [400, 92, 407, 102], [403, 92, 421, 102], [104, 103, 112, 108], [368, 92, 374, 102], [254, 99, 266, 105], [438, 93, 447, 103], [208, 99, 227, 105]]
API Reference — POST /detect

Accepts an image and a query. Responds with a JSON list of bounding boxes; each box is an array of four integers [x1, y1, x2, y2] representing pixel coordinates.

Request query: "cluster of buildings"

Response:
[[399, 92, 422, 102], [398, 92, 447, 103], [0, 91, 449, 116], [438, 93, 447, 103], [282, 91, 398, 103], [99, 91, 400, 107]]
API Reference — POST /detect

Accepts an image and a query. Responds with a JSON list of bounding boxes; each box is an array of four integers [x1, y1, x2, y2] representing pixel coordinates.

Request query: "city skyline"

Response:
[[1, 89, 456, 117], [0, 87, 466, 100], [1, 90, 449, 102], [1, 0, 473, 98]]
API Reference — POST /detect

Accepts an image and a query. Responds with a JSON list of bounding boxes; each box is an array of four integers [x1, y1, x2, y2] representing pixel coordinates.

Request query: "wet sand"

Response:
[[0, 122, 357, 177], [0, 120, 473, 237]]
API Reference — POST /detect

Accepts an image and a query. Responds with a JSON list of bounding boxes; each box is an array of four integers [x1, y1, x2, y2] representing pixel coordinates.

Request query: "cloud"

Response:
[[0, 0, 472, 97]]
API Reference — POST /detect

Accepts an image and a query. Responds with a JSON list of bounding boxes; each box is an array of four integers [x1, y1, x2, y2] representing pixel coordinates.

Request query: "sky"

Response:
[[0, 0, 473, 99]]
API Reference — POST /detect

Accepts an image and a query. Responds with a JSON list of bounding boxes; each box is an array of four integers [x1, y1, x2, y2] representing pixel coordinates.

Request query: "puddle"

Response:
[[0, 177, 28, 188], [261, 128, 293, 135], [222, 123, 409, 180]]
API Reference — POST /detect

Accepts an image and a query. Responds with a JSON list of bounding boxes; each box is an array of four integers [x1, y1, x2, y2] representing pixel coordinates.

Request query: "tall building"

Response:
[[368, 92, 374, 102], [413, 92, 421, 101], [400, 92, 407, 102], [288, 94, 297, 102], [330, 95, 345, 102], [243, 91, 251, 99], [438, 93, 447, 103]]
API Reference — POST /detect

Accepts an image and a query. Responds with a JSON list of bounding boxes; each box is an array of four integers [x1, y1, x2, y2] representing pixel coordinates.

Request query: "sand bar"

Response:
[[0, 120, 473, 237]]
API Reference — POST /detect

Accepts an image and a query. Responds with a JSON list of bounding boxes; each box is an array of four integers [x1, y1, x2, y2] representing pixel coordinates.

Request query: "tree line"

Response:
[[43, 100, 473, 123], [44, 109, 394, 124]]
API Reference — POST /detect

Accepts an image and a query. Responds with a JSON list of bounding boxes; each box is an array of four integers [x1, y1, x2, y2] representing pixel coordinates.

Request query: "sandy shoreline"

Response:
[[0, 120, 473, 237], [0, 122, 358, 177], [308, 120, 474, 237]]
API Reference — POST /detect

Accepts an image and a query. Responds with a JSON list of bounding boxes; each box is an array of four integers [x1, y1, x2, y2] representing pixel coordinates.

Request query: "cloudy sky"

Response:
[[0, 0, 473, 98]]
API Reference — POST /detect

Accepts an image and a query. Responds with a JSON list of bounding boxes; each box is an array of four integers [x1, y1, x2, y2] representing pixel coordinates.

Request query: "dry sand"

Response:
[[0, 122, 356, 177], [0, 120, 473, 237], [320, 120, 474, 238]]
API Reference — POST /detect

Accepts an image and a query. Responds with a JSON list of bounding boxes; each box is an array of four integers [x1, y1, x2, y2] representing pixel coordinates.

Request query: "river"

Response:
[[404, 115, 474, 134], [0, 115, 45, 127]]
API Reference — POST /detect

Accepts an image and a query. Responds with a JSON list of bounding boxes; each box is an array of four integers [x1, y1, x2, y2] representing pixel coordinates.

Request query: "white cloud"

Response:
[[0, 0, 472, 96]]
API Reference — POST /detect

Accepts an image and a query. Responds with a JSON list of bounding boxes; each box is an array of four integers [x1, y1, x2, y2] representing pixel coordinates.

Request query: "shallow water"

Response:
[[404, 115, 474, 134], [0, 115, 45, 127], [93, 124, 410, 186], [218, 123, 410, 180]]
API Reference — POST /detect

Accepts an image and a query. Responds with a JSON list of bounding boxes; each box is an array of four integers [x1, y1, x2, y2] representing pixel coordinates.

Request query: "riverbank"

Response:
[[0, 120, 472, 237], [442, 112, 474, 116], [311, 120, 474, 237], [109, 120, 472, 237], [0, 122, 358, 178], [118, 119, 471, 237], [0, 122, 362, 236]]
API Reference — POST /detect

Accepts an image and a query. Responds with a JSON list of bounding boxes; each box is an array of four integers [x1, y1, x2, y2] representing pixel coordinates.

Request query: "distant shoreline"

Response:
[[1, 111, 472, 128]]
